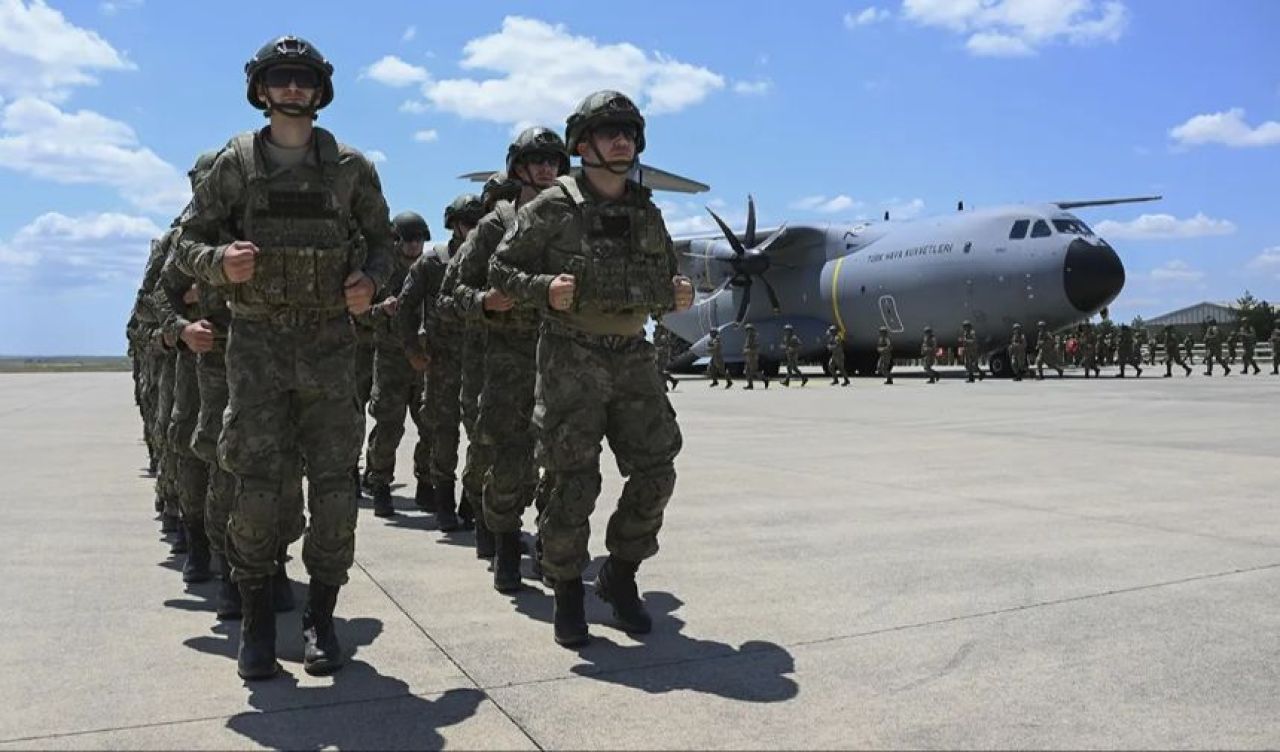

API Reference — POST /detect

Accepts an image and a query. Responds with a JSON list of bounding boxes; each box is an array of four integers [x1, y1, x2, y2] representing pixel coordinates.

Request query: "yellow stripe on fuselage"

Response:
[[830, 256, 848, 336]]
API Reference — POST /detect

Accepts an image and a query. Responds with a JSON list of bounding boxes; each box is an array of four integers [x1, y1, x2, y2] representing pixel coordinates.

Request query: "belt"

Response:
[[540, 318, 646, 352]]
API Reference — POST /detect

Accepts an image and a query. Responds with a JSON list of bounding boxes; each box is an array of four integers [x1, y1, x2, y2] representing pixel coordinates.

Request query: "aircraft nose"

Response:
[[1063, 238, 1124, 313]]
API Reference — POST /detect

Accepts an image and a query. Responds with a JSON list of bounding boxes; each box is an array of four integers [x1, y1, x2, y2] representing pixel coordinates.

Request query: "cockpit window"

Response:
[[1031, 220, 1052, 238], [1053, 218, 1096, 236], [1009, 219, 1030, 240]]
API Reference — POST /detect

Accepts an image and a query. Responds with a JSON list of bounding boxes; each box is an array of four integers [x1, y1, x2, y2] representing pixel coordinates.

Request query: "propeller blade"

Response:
[[735, 282, 753, 324], [705, 206, 747, 258], [755, 223, 788, 254], [745, 195, 757, 248], [760, 274, 782, 314]]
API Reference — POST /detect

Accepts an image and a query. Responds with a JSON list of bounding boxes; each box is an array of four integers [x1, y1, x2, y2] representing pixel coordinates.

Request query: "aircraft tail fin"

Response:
[[1054, 195, 1162, 210]]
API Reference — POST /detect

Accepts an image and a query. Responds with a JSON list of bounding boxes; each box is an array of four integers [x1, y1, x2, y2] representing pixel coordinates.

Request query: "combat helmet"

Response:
[[923, 326, 933, 334], [744, 323, 755, 330], [506, 127, 570, 177], [962, 320, 972, 328], [443, 194, 484, 231], [878, 325, 888, 333], [1037, 320, 1048, 328], [565, 90, 645, 174], [391, 211, 430, 242], [244, 36, 334, 116], [783, 324, 794, 330], [1012, 323, 1022, 329], [481, 172, 521, 209]]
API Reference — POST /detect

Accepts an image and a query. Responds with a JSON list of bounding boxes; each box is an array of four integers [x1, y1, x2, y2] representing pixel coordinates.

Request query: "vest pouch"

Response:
[[235, 245, 287, 305]]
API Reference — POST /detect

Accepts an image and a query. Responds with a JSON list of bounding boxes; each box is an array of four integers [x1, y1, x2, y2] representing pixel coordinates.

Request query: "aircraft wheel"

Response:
[[987, 349, 1011, 378]]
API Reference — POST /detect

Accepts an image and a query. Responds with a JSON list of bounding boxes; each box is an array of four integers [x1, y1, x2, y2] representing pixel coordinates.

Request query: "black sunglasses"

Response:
[[594, 122, 638, 142], [262, 66, 321, 89], [521, 152, 563, 168]]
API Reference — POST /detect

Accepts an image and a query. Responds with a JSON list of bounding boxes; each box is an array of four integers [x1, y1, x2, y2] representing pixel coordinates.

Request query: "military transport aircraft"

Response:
[[660, 195, 1158, 377]]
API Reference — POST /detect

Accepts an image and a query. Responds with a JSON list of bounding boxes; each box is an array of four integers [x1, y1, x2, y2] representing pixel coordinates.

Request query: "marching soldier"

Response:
[[874, 326, 892, 385], [706, 329, 732, 388], [828, 325, 851, 386], [920, 326, 940, 384], [742, 323, 768, 389], [1035, 321, 1064, 379], [1162, 325, 1192, 377], [1008, 323, 1027, 382], [1202, 318, 1231, 376], [960, 320, 983, 383], [1239, 322, 1261, 375], [782, 324, 807, 386]]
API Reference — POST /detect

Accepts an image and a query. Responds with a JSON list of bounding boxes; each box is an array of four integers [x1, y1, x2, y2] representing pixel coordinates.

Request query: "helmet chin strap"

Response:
[[263, 90, 320, 120], [582, 140, 636, 176]]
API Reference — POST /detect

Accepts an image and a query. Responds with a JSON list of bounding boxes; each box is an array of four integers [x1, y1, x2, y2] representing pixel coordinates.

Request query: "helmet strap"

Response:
[[262, 88, 320, 120], [582, 139, 636, 176]]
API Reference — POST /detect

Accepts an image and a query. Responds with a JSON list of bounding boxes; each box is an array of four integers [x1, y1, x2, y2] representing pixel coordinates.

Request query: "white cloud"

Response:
[[0, 210, 163, 286], [902, 0, 1128, 57], [0, 97, 189, 214], [845, 7, 893, 27], [399, 99, 429, 114], [883, 197, 926, 219], [365, 149, 387, 163], [1247, 247, 1280, 279], [1094, 212, 1236, 240], [1149, 260, 1204, 284], [413, 129, 438, 143], [1168, 108, 1280, 149], [99, 0, 142, 14], [408, 16, 724, 132], [0, 0, 135, 101], [732, 79, 772, 96], [361, 55, 431, 87], [402, 25, 417, 43], [791, 194, 860, 213]]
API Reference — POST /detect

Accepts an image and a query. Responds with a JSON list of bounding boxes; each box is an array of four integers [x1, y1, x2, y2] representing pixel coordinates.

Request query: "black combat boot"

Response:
[[763, 377, 770, 389], [781, 377, 790, 387], [830, 376, 838, 385], [801, 375, 809, 386], [709, 378, 719, 387], [457, 491, 476, 530], [169, 518, 189, 554], [236, 578, 279, 680], [182, 521, 212, 583], [595, 555, 653, 634], [744, 379, 754, 390], [273, 548, 295, 612], [372, 485, 395, 518], [414, 478, 435, 513], [474, 516, 496, 560], [493, 531, 523, 593], [882, 377, 890, 385], [160, 510, 181, 533], [214, 553, 242, 620], [530, 533, 551, 587], [724, 379, 733, 389], [302, 581, 344, 676], [552, 577, 589, 647], [435, 482, 460, 532]]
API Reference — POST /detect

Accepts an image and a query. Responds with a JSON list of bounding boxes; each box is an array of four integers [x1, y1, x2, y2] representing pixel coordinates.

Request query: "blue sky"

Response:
[[1, 0, 1277, 354]]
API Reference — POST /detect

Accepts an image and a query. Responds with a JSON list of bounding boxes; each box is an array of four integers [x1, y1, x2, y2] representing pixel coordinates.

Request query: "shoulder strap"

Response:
[[230, 131, 262, 184], [555, 175, 587, 206]]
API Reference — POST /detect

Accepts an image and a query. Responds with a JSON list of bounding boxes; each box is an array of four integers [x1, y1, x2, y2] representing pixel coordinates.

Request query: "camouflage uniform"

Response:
[[828, 327, 851, 385], [1115, 326, 1143, 378], [1271, 320, 1280, 375], [1226, 330, 1239, 365], [873, 327, 890, 385], [706, 331, 732, 387], [1035, 323, 1064, 379], [921, 328, 939, 383], [742, 324, 767, 389], [960, 322, 983, 383], [1183, 333, 1195, 365], [782, 327, 807, 386], [1162, 327, 1192, 377], [1202, 321, 1231, 376], [1080, 328, 1101, 377], [1008, 324, 1027, 381], [1239, 324, 1260, 374], [653, 324, 679, 391]]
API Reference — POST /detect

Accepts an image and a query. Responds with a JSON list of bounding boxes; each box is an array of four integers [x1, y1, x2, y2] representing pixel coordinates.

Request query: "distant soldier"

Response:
[[1162, 325, 1192, 377], [1239, 322, 1260, 375], [1183, 332, 1195, 365], [1272, 318, 1280, 375], [960, 320, 983, 383], [1141, 329, 1156, 366], [653, 324, 678, 391], [828, 325, 850, 386], [742, 323, 768, 389], [1008, 323, 1027, 381], [781, 324, 807, 386], [1226, 328, 1239, 365], [1035, 321, 1064, 379], [873, 326, 892, 385], [920, 326, 940, 384], [1202, 318, 1231, 376], [1079, 326, 1101, 378], [706, 329, 732, 388], [1115, 324, 1143, 378]]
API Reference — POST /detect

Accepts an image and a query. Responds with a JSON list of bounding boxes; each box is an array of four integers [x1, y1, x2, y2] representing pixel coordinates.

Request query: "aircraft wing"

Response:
[[457, 162, 709, 194], [1053, 195, 1162, 210]]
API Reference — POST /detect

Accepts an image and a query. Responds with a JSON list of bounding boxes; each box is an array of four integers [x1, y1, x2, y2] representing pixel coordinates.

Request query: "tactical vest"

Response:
[[548, 176, 675, 315], [482, 201, 540, 330], [227, 128, 355, 316]]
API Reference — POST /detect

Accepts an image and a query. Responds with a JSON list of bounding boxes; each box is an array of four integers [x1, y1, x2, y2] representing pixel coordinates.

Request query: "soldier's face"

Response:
[[400, 239, 425, 259], [516, 156, 560, 189], [582, 125, 636, 162]]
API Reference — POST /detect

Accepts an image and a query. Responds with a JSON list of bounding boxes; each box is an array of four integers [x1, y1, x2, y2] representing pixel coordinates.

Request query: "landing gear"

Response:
[[986, 348, 1011, 379]]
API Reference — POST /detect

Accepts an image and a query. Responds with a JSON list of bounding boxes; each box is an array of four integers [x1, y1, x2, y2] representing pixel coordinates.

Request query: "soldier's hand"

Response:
[[344, 272, 375, 315], [162, 329, 177, 349], [408, 353, 429, 372], [182, 284, 199, 305], [379, 295, 400, 317], [483, 289, 515, 312], [548, 274, 576, 311], [222, 241, 258, 283], [672, 275, 694, 311], [181, 320, 216, 353]]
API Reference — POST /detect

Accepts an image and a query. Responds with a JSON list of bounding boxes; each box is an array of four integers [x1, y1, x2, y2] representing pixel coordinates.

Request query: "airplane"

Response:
[[459, 161, 710, 194], [660, 195, 1158, 377]]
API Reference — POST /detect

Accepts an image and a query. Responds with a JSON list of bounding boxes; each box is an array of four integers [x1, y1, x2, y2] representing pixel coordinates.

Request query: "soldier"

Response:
[[960, 321, 983, 383], [781, 324, 807, 386], [1115, 324, 1143, 378], [1079, 325, 1100, 378], [1239, 321, 1260, 375], [1272, 318, 1280, 375], [1162, 325, 1192, 377], [1226, 328, 1239, 365], [1202, 318, 1231, 376], [920, 326, 940, 383], [490, 90, 695, 646], [1008, 323, 1027, 382], [741, 323, 768, 389], [653, 324, 679, 391], [448, 129, 567, 588], [364, 212, 433, 518], [706, 329, 732, 388], [398, 194, 484, 531], [873, 326, 891, 385], [1183, 332, 1195, 365], [1035, 321, 1064, 379], [176, 36, 394, 680]]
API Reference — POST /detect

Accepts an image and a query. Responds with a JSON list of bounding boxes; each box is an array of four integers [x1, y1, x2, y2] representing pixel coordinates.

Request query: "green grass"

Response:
[[0, 356, 133, 373]]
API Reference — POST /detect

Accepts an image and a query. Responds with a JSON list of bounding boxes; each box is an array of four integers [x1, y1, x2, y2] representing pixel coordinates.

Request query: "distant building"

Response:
[[1144, 301, 1238, 335]]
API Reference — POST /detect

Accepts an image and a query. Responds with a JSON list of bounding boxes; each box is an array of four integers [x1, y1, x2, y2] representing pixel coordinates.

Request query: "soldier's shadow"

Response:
[[217, 619, 485, 750]]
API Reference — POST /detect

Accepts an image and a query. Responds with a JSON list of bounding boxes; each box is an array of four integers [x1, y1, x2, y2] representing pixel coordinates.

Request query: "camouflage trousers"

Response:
[[152, 349, 180, 517], [534, 323, 683, 582], [460, 327, 488, 504], [364, 343, 430, 488], [706, 355, 729, 382], [783, 351, 803, 382], [221, 315, 361, 586], [478, 327, 540, 534], [1203, 345, 1229, 373], [195, 346, 303, 555], [873, 351, 890, 378], [1241, 345, 1259, 372], [921, 352, 939, 379], [170, 350, 207, 525], [1010, 345, 1027, 376], [1035, 345, 1061, 372], [963, 349, 981, 377], [423, 322, 464, 486]]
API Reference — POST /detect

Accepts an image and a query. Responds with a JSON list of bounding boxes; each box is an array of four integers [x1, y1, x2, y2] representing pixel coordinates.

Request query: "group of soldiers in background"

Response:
[[656, 315, 1280, 388], [127, 35, 695, 682]]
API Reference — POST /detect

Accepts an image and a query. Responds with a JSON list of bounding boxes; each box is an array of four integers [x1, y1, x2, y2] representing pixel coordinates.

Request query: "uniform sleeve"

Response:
[[453, 217, 506, 322], [489, 199, 561, 307], [155, 252, 197, 347], [351, 159, 395, 292], [396, 258, 428, 359], [175, 151, 245, 287]]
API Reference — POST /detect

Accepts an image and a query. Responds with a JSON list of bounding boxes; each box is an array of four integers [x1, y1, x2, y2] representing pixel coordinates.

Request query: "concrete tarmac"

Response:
[[1, 368, 1277, 750]]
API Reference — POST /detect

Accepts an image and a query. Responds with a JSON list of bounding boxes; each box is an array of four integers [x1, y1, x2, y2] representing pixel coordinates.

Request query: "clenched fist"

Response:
[[673, 275, 694, 311], [222, 241, 258, 283], [548, 274, 576, 312], [344, 272, 375, 315], [181, 320, 216, 353]]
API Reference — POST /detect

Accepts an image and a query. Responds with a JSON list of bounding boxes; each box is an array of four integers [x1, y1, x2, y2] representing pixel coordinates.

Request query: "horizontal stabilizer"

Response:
[[457, 162, 709, 194], [1054, 195, 1162, 210]]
